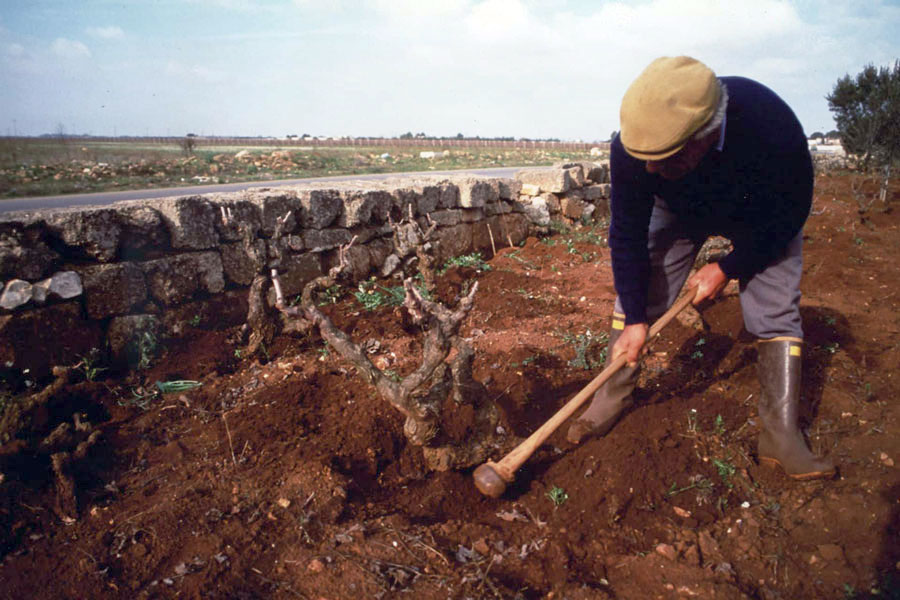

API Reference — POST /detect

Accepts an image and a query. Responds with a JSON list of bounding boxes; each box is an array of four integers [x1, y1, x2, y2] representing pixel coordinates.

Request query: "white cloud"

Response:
[[51, 38, 91, 59], [86, 26, 125, 40]]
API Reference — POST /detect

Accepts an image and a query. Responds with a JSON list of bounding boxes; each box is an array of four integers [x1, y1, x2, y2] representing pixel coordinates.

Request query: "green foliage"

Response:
[[713, 414, 726, 436], [712, 458, 737, 489], [189, 314, 202, 327], [316, 284, 344, 306], [560, 329, 608, 370], [440, 252, 491, 274], [546, 486, 569, 507], [77, 347, 107, 382], [827, 60, 900, 170], [353, 277, 431, 311], [135, 330, 158, 370]]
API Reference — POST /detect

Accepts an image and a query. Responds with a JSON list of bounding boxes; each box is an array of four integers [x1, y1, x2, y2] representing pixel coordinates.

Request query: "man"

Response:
[[567, 56, 835, 481]]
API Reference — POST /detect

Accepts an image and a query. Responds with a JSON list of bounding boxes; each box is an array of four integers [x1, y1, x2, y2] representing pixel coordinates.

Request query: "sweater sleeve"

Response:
[[608, 138, 655, 324], [716, 148, 813, 280]]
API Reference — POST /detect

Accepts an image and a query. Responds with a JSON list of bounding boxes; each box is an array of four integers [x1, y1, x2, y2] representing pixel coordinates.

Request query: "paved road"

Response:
[[0, 167, 532, 214]]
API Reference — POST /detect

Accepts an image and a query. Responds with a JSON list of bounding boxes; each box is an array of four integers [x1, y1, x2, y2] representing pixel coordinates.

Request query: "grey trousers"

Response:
[[614, 196, 804, 339]]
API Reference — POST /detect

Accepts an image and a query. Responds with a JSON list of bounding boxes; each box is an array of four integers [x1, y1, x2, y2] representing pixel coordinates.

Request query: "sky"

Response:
[[1, 0, 898, 142]]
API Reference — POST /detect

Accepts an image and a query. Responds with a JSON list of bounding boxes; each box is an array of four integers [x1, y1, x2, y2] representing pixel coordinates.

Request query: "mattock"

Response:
[[473, 290, 696, 498]]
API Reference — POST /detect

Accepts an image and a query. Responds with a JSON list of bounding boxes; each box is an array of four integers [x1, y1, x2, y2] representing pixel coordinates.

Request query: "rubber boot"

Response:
[[567, 325, 639, 444], [756, 338, 836, 480]]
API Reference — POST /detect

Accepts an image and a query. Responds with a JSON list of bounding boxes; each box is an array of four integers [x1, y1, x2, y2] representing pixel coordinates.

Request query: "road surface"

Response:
[[0, 167, 532, 214]]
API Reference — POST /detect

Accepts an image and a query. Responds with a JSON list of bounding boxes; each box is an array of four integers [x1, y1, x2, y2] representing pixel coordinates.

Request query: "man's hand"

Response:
[[613, 323, 650, 367], [687, 263, 728, 304]]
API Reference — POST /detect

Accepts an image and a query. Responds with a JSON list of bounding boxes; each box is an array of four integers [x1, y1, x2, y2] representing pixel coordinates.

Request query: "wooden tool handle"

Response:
[[491, 290, 696, 479]]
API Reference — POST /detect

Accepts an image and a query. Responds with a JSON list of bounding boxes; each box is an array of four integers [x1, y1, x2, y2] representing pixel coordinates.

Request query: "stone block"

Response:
[[44, 208, 123, 262], [340, 244, 373, 281], [582, 184, 609, 201], [429, 210, 463, 227], [32, 271, 82, 304], [434, 223, 474, 263], [299, 189, 343, 229], [0, 302, 103, 378], [520, 183, 541, 196], [393, 185, 441, 218], [485, 202, 512, 216], [80, 262, 148, 318], [0, 226, 59, 281], [539, 193, 560, 214], [247, 190, 303, 237], [452, 177, 498, 208], [588, 161, 610, 183], [561, 195, 586, 220], [564, 165, 585, 188], [118, 205, 169, 253], [438, 182, 460, 209], [496, 179, 522, 200], [460, 208, 485, 223], [516, 168, 571, 194], [140, 252, 225, 307], [522, 196, 551, 226], [590, 198, 611, 220], [266, 253, 322, 303], [221, 240, 266, 286], [302, 228, 353, 252], [154, 196, 220, 249], [214, 199, 262, 242], [107, 314, 160, 367], [0, 279, 32, 310], [338, 189, 393, 227], [495, 213, 530, 247]]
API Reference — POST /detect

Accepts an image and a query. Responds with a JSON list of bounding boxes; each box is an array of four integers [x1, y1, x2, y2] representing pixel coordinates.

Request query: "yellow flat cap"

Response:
[[620, 56, 720, 161]]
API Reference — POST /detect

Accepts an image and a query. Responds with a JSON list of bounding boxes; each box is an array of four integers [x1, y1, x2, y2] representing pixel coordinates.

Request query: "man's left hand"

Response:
[[687, 263, 729, 304]]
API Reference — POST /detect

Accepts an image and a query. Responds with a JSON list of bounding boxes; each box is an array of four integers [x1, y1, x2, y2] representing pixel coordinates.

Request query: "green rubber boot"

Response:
[[756, 338, 836, 480]]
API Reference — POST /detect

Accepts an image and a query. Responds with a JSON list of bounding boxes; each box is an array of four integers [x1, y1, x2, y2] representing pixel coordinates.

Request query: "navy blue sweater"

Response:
[[608, 76, 814, 325]]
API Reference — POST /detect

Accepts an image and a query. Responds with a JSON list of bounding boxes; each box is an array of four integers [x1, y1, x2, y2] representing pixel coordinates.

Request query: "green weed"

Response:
[[712, 458, 737, 489], [713, 414, 726, 436], [666, 477, 713, 497], [560, 329, 608, 370], [546, 486, 569, 507], [77, 347, 107, 381], [316, 284, 344, 306], [135, 330, 158, 370], [440, 252, 491, 273]]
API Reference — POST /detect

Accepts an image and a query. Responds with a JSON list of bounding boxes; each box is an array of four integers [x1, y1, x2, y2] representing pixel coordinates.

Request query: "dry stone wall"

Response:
[[0, 164, 609, 377]]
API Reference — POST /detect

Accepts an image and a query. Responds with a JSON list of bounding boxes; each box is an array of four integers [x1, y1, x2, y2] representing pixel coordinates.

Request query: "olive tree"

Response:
[[827, 60, 900, 204]]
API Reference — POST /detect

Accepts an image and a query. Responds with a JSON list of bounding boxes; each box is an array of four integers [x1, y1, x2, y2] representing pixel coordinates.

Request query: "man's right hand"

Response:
[[612, 323, 650, 367]]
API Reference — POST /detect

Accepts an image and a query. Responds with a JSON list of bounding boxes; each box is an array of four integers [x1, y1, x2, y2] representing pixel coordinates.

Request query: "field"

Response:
[[0, 171, 898, 599], [0, 138, 599, 198]]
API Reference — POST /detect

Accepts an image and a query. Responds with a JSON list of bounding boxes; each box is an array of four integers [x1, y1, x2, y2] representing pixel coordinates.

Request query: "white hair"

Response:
[[692, 81, 728, 140]]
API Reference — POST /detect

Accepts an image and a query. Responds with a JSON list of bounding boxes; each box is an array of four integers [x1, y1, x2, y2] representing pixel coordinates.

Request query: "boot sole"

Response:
[[758, 456, 836, 481]]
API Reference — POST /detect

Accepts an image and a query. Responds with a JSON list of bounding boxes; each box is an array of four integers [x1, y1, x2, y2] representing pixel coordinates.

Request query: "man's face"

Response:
[[644, 130, 717, 180]]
